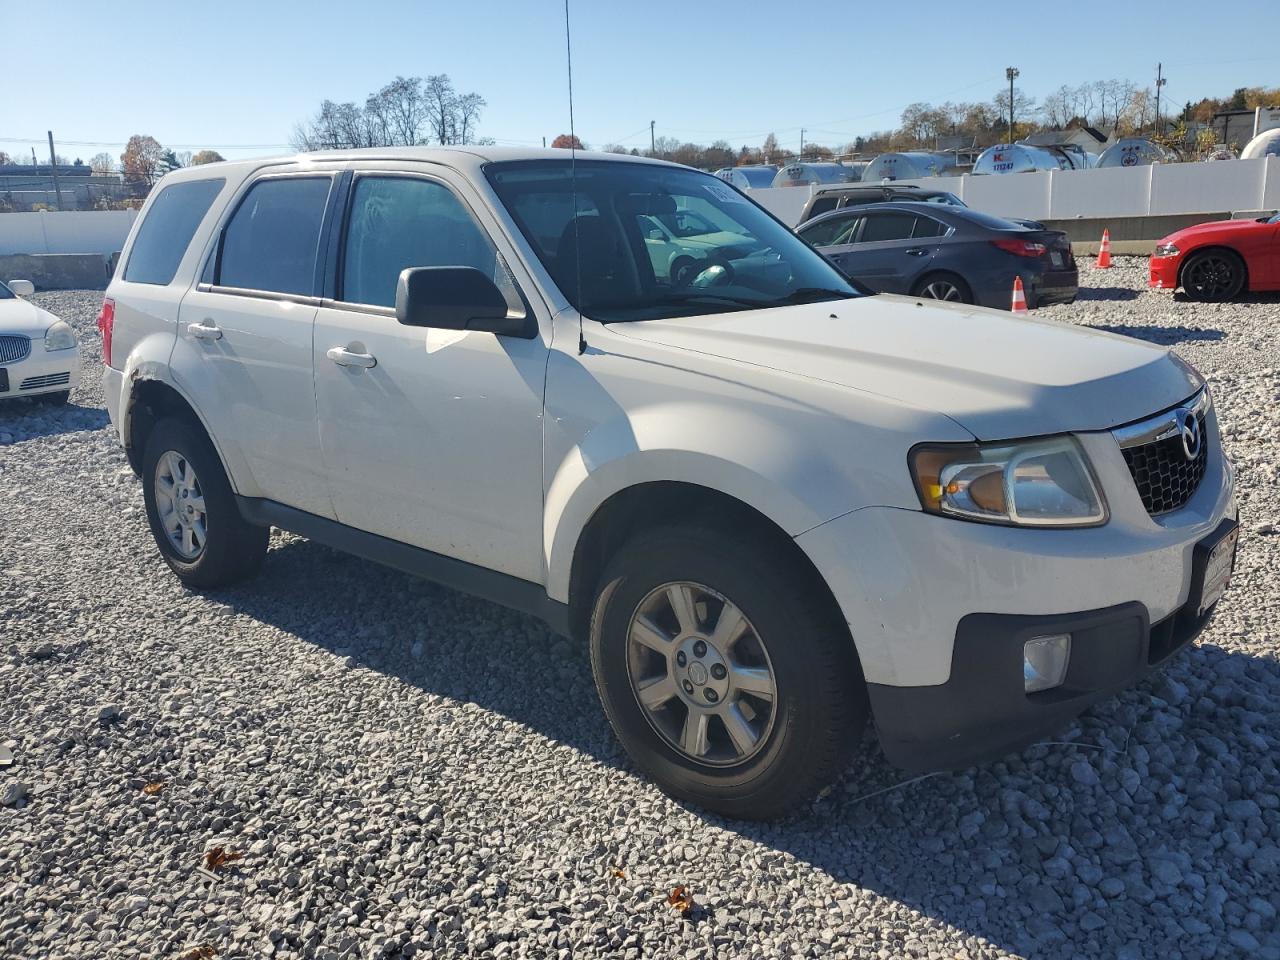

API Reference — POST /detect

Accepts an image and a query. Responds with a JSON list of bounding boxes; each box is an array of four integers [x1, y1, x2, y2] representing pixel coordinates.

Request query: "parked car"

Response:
[[800, 184, 1044, 230], [101, 149, 1234, 819], [797, 201, 1077, 308], [639, 206, 771, 285], [0, 279, 80, 404], [1149, 213, 1280, 301], [713, 165, 778, 189]]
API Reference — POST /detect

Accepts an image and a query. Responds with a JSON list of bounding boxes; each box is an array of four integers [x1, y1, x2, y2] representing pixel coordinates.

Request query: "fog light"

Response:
[[1024, 634, 1071, 693]]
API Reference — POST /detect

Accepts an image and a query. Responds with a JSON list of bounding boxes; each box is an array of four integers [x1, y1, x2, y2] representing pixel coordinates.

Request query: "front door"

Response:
[[174, 172, 337, 517], [312, 171, 547, 583]]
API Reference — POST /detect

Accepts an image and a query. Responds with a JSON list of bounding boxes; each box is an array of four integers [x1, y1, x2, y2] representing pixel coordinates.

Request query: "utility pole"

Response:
[[1154, 63, 1166, 135], [542, 136, 546, 148], [47, 131, 63, 211], [650, 120, 656, 156], [800, 128, 806, 159], [1005, 67, 1019, 143]]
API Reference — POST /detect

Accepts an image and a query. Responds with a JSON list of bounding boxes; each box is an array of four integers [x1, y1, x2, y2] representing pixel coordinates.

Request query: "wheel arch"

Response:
[[562, 480, 853, 658], [121, 374, 236, 485]]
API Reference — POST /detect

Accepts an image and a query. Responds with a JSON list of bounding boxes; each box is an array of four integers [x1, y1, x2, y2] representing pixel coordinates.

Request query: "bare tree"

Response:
[[455, 93, 486, 145], [89, 152, 117, 175], [423, 74, 457, 144]]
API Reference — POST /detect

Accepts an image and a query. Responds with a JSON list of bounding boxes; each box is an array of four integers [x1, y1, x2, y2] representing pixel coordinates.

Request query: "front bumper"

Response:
[[868, 595, 1215, 772], [1149, 254, 1179, 290], [0, 344, 81, 398]]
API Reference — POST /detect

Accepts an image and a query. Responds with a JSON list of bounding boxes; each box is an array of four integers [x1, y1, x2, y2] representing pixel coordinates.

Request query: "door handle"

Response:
[[327, 346, 377, 369], [904, 248, 929, 257], [189, 320, 223, 341]]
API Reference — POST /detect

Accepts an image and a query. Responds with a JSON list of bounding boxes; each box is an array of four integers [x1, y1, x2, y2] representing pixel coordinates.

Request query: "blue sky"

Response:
[[2, 0, 1276, 164]]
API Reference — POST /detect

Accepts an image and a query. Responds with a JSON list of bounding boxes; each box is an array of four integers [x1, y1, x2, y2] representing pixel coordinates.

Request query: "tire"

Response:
[[669, 256, 698, 287], [1180, 249, 1245, 302], [141, 417, 268, 588], [39, 390, 70, 406], [588, 525, 867, 819], [910, 272, 972, 304]]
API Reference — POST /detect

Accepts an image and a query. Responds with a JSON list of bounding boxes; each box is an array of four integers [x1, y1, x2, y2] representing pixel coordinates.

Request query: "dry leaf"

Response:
[[667, 884, 695, 915], [178, 947, 217, 960], [142, 782, 166, 795], [203, 846, 244, 871], [610, 866, 626, 879]]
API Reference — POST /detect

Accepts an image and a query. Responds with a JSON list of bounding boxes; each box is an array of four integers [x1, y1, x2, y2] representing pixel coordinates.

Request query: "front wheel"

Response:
[[589, 526, 867, 819], [142, 417, 268, 588], [1181, 250, 1244, 302]]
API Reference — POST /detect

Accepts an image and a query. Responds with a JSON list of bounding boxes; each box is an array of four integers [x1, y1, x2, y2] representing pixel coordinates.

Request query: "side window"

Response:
[[806, 196, 839, 218], [218, 177, 331, 296], [912, 216, 948, 238], [124, 179, 224, 285], [341, 176, 509, 309], [799, 215, 856, 248], [859, 212, 916, 243]]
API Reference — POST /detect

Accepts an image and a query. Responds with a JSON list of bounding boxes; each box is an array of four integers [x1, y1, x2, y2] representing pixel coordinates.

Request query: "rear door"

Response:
[[173, 171, 338, 517], [837, 211, 933, 291]]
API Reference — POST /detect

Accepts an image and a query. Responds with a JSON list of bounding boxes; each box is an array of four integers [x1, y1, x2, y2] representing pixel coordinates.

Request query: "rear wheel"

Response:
[[1180, 249, 1245, 302], [911, 272, 972, 304], [142, 417, 268, 588], [589, 526, 867, 819]]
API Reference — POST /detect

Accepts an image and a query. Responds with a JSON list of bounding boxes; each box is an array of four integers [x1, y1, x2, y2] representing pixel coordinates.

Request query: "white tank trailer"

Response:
[[1096, 138, 1177, 168], [972, 142, 1090, 174], [861, 152, 962, 181]]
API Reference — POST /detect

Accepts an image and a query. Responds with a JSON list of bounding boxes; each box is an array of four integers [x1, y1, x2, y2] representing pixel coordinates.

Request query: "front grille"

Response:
[[20, 372, 70, 390], [1119, 408, 1208, 515], [0, 335, 31, 365]]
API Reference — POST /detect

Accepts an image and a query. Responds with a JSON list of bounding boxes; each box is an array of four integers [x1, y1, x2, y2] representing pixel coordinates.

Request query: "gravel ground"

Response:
[[2, 262, 1278, 960]]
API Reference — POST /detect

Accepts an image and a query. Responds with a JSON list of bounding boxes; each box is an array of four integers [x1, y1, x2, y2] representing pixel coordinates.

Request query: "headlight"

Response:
[[1153, 243, 1179, 257], [910, 436, 1107, 527], [44, 320, 77, 351]]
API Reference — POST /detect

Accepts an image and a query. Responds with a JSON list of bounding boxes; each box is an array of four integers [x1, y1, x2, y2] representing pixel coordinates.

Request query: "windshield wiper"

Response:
[[662, 292, 765, 308], [770, 287, 855, 305]]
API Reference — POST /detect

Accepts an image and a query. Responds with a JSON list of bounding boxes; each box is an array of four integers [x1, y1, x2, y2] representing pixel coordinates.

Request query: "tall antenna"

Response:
[[565, 0, 586, 355]]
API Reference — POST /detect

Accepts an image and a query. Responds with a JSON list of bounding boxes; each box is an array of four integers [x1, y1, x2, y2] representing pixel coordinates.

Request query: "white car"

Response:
[[99, 149, 1236, 818], [0, 279, 81, 404]]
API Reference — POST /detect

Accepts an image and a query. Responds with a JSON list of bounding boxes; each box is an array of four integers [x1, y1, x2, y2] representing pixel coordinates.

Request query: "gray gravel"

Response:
[[2, 267, 1278, 959]]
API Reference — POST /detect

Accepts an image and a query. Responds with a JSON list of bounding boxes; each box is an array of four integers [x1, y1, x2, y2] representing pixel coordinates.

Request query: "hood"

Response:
[[612, 295, 1201, 440], [0, 298, 54, 338], [1164, 218, 1268, 245]]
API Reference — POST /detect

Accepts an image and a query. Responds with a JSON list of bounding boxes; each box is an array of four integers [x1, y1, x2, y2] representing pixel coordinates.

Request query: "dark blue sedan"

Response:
[[796, 202, 1078, 310]]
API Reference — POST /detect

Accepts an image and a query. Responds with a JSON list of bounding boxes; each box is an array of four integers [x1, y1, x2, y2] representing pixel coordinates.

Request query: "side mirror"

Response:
[[395, 266, 530, 337], [647, 228, 665, 241], [7, 279, 34, 297]]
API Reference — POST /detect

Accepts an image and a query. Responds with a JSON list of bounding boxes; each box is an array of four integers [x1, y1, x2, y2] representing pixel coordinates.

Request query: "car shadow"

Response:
[[1090, 324, 1226, 346], [1076, 287, 1142, 302], [211, 534, 1279, 960], [0, 400, 110, 444]]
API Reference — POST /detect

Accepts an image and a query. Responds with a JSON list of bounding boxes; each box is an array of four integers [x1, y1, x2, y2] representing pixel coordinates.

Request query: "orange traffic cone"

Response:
[[1011, 275, 1028, 314], [1096, 228, 1112, 269]]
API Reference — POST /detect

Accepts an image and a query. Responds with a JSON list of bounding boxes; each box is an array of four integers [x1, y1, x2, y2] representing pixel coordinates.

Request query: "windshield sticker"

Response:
[[704, 182, 746, 204]]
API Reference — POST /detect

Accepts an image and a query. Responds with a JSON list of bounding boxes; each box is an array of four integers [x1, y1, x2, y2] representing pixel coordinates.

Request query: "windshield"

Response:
[[0, 281, 12, 300], [485, 159, 860, 323]]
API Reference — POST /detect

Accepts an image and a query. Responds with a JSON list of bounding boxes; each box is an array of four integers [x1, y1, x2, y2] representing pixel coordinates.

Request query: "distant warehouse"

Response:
[[0, 163, 129, 212]]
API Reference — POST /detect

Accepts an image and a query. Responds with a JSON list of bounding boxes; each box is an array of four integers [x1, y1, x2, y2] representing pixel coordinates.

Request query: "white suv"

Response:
[[100, 148, 1237, 818]]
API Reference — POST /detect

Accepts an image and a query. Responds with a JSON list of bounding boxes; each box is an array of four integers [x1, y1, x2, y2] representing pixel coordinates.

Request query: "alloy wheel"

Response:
[[920, 279, 962, 301], [1184, 256, 1236, 300], [153, 450, 207, 560], [626, 581, 778, 767]]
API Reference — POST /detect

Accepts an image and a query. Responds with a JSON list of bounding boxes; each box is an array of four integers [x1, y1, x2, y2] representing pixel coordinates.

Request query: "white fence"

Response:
[[0, 210, 137, 256], [2, 159, 1279, 252], [753, 156, 1280, 225]]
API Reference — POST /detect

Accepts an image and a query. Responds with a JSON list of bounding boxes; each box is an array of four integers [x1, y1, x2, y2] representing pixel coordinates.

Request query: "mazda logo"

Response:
[[1174, 408, 1201, 461]]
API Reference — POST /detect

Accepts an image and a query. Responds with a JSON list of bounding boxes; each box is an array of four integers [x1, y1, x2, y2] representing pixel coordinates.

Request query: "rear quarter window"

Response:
[[123, 179, 225, 285]]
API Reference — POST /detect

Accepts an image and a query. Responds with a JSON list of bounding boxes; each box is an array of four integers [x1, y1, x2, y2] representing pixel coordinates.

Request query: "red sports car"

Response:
[[1149, 213, 1280, 301]]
